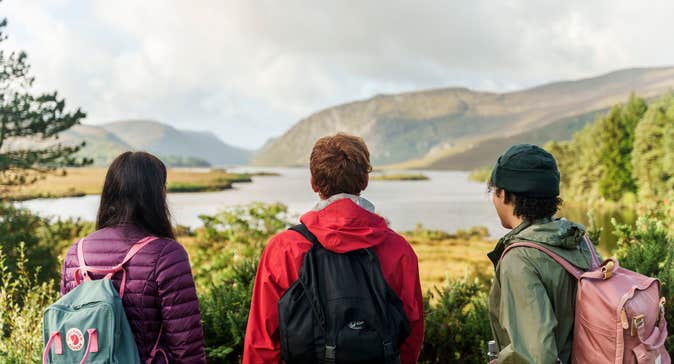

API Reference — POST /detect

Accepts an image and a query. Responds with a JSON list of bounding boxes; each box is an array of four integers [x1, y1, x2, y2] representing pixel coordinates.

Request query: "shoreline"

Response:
[[2, 168, 265, 202]]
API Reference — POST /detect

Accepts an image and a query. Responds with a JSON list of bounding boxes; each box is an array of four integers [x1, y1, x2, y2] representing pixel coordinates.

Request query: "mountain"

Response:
[[251, 67, 674, 169], [99, 120, 252, 166], [16, 120, 253, 167], [57, 125, 134, 166]]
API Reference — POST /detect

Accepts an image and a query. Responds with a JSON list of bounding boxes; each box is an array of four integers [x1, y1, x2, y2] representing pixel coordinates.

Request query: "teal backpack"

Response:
[[42, 236, 167, 364]]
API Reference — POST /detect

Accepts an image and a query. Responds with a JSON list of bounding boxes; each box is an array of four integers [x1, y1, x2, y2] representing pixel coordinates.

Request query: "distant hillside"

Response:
[[100, 120, 252, 166], [252, 67, 674, 169], [52, 125, 134, 166], [10, 121, 253, 167]]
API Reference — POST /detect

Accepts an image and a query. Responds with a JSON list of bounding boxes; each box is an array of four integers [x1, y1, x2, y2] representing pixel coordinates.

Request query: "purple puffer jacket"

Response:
[[61, 224, 206, 363]]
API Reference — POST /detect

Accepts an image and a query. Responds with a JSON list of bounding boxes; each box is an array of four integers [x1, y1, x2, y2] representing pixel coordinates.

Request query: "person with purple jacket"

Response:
[[61, 151, 206, 363]]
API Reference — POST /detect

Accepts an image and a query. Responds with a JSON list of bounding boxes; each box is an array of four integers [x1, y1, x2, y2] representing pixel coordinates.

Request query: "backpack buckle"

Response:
[[325, 345, 336, 364], [601, 261, 614, 280], [631, 314, 645, 336]]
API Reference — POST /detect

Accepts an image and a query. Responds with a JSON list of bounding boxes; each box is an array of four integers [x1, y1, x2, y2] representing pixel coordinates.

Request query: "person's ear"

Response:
[[311, 176, 320, 194]]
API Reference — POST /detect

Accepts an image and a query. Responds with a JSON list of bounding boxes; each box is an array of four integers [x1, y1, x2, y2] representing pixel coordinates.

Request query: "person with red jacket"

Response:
[[243, 133, 424, 364]]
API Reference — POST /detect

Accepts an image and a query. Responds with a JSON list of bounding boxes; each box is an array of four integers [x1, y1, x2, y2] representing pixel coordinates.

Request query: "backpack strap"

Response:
[[501, 241, 584, 280], [75, 236, 159, 298], [289, 224, 320, 246]]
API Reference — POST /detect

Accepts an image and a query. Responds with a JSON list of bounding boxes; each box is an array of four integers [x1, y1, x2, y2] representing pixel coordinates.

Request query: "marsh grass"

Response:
[[4, 168, 253, 201]]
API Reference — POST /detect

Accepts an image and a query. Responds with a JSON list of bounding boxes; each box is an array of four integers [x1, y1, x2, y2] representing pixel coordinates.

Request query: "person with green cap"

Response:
[[486, 144, 600, 364]]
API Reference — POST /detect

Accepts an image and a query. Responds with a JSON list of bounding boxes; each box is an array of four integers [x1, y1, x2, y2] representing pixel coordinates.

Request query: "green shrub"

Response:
[[614, 216, 674, 349], [199, 257, 258, 363], [419, 276, 491, 364], [0, 243, 59, 363], [0, 203, 93, 283], [191, 203, 291, 362], [192, 202, 290, 286]]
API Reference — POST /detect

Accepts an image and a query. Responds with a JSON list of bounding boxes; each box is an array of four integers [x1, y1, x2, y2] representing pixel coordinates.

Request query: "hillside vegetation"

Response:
[[253, 67, 674, 169], [4, 120, 252, 167], [3, 168, 253, 201]]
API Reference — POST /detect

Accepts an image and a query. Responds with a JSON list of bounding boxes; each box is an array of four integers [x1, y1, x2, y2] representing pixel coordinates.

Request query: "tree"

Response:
[[632, 93, 674, 205], [0, 10, 90, 194], [596, 94, 646, 201]]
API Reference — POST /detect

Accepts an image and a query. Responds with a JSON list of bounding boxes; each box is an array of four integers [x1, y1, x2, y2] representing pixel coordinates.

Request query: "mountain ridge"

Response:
[[252, 66, 674, 169], [57, 120, 252, 167]]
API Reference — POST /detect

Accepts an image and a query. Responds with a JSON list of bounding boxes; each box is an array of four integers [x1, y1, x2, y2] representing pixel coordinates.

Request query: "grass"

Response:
[[468, 166, 492, 183], [4, 168, 253, 201], [179, 223, 496, 295], [370, 173, 430, 181], [400, 225, 494, 291]]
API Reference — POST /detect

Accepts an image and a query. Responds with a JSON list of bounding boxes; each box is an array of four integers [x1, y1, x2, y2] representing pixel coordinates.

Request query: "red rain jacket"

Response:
[[243, 198, 424, 364]]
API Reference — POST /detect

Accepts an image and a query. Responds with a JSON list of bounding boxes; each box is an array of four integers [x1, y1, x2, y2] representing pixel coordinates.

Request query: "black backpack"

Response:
[[278, 224, 411, 364]]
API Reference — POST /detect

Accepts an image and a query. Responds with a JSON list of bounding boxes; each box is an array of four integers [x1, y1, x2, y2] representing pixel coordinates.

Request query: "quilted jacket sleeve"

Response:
[[155, 242, 206, 363]]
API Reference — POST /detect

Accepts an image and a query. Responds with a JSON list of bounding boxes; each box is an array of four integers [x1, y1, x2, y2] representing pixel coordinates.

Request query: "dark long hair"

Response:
[[96, 151, 175, 239]]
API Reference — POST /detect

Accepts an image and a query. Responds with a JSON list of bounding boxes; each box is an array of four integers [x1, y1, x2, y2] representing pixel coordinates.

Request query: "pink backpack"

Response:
[[502, 237, 670, 364]]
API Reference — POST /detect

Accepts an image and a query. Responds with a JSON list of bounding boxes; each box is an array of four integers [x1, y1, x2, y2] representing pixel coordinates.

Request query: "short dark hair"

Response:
[[310, 133, 372, 198], [96, 151, 175, 239], [488, 177, 562, 222]]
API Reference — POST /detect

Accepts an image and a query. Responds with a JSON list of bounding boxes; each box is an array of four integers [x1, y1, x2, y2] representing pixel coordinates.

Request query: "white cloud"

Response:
[[2, 0, 674, 149]]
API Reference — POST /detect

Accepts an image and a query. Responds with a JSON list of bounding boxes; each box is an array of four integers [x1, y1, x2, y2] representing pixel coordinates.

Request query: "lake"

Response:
[[18, 168, 629, 254]]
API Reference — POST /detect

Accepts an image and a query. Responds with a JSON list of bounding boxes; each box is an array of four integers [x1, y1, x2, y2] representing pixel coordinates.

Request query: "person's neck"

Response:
[[508, 215, 525, 230]]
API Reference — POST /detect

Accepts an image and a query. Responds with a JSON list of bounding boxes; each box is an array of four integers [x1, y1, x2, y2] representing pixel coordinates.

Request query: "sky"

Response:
[[3, 0, 674, 149]]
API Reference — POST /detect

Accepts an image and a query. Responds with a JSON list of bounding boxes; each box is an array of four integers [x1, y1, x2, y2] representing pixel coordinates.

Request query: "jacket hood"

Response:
[[512, 217, 594, 269], [488, 217, 596, 270], [515, 218, 586, 249], [299, 198, 389, 253]]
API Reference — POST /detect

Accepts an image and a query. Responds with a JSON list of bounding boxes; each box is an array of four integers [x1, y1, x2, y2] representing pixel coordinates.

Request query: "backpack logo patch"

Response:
[[66, 328, 84, 351], [347, 320, 367, 330]]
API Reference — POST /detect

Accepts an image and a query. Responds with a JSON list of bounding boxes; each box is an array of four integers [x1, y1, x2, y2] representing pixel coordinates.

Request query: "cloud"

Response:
[[2, 0, 674, 149]]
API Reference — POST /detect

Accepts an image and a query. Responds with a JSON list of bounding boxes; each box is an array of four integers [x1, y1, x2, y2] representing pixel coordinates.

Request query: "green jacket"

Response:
[[487, 218, 599, 364]]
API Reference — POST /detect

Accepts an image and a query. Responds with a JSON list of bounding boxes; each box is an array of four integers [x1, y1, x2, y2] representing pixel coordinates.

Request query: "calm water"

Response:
[[18, 168, 630, 254], [19, 168, 507, 235]]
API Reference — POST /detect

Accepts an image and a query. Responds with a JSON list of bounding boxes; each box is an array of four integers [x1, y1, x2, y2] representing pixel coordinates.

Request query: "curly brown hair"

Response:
[[310, 133, 372, 198], [488, 177, 563, 222]]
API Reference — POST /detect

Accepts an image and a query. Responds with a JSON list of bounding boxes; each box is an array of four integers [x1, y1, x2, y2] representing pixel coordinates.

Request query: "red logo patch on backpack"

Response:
[[66, 328, 84, 351]]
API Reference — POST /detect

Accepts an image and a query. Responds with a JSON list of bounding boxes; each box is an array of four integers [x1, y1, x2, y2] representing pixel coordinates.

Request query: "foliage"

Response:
[[0, 244, 59, 363], [614, 217, 674, 349], [419, 276, 491, 364], [596, 95, 646, 201], [158, 154, 211, 168], [0, 13, 90, 191], [370, 173, 430, 181], [198, 257, 258, 363], [632, 93, 674, 207], [191, 202, 291, 286], [186, 203, 291, 362], [0, 202, 94, 283], [404, 223, 490, 242], [468, 166, 492, 183]]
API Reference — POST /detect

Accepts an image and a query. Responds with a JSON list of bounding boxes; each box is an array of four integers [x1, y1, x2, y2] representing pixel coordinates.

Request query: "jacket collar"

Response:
[[313, 193, 375, 213]]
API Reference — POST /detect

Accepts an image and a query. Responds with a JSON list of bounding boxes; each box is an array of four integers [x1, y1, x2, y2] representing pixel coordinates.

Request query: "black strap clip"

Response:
[[325, 345, 336, 364]]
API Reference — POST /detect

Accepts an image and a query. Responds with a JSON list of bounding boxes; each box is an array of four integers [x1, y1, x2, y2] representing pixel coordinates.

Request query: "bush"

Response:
[[0, 244, 59, 363], [419, 276, 491, 364], [0, 203, 94, 284], [190, 203, 291, 362], [614, 216, 674, 349], [199, 257, 258, 363], [191, 202, 290, 286]]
